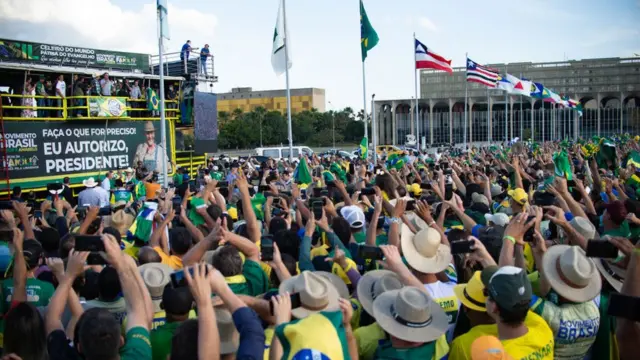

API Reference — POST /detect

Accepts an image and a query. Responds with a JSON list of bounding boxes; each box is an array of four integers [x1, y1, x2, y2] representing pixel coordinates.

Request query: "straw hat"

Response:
[[356, 270, 403, 316], [594, 257, 625, 292], [569, 217, 597, 241], [400, 224, 451, 274], [111, 210, 135, 236], [453, 271, 487, 312], [144, 121, 155, 132], [279, 271, 340, 318], [316, 271, 349, 299], [215, 307, 239, 354], [82, 177, 98, 188], [541, 245, 602, 303], [372, 287, 448, 343], [139, 262, 173, 312]]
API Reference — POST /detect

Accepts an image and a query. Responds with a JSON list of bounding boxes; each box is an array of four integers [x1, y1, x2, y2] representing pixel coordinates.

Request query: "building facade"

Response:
[[217, 87, 325, 114], [374, 56, 640, 147]]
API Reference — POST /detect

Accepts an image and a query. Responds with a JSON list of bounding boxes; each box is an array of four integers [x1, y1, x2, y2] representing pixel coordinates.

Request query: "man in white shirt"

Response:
[[101, 171, 113, 191], [55, 74, 66, 118], [100, 73, 113, 96]]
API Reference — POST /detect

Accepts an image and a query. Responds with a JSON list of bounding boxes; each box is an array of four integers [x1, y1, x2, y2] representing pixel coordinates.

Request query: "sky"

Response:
[[1, 0, 639, 111]]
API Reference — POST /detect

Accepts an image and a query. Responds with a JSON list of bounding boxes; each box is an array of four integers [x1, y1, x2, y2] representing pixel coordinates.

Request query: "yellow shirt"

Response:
[[264, 327, 275, 360], [153, 246, 183, 270], [449, 311, 554, 360]]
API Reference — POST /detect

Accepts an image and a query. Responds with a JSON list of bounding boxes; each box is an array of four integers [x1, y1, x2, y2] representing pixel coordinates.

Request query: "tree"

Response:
[[215, 106, 368, 150]]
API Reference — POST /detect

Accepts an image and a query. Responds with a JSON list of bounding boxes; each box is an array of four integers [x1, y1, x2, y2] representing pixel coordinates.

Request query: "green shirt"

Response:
[[121, 327, 152, 360], [173, 173, 183, 186], [151, 321, 182, 360], [1, 277, 54, 311], [243, 259, 269, 296]]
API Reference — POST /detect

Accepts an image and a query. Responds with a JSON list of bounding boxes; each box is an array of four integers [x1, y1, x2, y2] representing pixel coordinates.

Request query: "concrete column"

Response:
[[530, 98, 536, 141], [410, 103, 415, 136], [488, 96, 493, 143], [597, 93, 602, 136], [449, 98, 454, 145], [429, 99, 434, 145], [620, 91, 625, 134], [469, 100, 474, 145], [391, 101, 398, 146], [374, 102, 382, 146], [509, 96, 515, 140]]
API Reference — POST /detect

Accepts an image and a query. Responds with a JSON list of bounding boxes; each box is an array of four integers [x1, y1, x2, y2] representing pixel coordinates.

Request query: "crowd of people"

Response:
[[14, 73, 179, 119], [1, 136, 640, 360]]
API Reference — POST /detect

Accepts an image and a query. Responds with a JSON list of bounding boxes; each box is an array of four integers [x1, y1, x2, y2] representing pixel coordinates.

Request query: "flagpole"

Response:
[[487, 87, 491, 143], [413, 33, 420, 152], [504, 64, 508, 143], [372, 93, 377, 164], [519, 72, 523, 140], [542, 99, 545, 142], [464, 52, 468, 149], [157, 5, 168, 187], [282, 0, 294, 162], [361, 61, 370, 150]]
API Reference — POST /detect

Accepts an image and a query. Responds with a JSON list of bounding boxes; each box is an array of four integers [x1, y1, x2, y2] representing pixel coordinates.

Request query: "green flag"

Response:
[[553, 150, 573, 180], [359, 137, 368, 159], [294, 157, 312, 185], [360, 0, 378, 61]]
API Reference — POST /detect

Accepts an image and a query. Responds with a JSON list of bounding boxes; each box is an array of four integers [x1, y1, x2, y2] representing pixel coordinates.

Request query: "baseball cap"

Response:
[[407, 183, 422, 197], [507, 188, 528, 205], [23, 239, 44, 270], [481, 265, 532, 312], [484, 213, 509, 227], [471, 336, 514, 360], [340, 205, 365, 229]]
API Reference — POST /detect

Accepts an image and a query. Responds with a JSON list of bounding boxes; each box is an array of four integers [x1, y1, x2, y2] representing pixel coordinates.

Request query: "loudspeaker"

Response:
[[194, 91, 218, 153]]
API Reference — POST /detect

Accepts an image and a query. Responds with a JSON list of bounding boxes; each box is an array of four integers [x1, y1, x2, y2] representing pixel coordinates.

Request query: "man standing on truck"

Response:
[[133, 121, 172, 184], [35, 75, 47, 118], [55, 74, 66, 118]]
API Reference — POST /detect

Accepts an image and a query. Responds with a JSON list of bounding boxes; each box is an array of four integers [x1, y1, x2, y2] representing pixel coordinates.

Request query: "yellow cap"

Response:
[[227, 207, 238, 221], [453, 271, 487, 312], [408, 183, 422, 197], [507, 188, 528, 205]]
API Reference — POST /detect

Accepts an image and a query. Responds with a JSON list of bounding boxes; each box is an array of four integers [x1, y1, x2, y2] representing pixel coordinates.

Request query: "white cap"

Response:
[[213, 165, 219, 171], [484, 213, 509, 227], [340, 205, 365, 229]]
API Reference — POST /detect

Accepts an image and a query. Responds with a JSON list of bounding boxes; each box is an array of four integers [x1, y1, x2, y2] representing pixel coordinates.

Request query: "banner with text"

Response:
[[0, 38, 150, 71], [0, 121, 173, 180], [89, 97, 129, 117]]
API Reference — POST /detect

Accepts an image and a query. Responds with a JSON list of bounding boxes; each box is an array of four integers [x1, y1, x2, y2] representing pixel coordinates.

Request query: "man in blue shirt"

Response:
[[200, 44, 211, 76], [180, 40, 192, 70]]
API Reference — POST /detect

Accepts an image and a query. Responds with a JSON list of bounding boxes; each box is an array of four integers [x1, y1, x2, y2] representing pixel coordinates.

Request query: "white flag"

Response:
[[157, 0, 170, 40], [506, 74, 532, 97], [271, 0, 292, 76]]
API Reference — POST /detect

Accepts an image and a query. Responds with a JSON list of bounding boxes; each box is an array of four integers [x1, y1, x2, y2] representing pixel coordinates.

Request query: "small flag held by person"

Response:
[[360, 137, 368, 159], [294, 156, 312, 185]]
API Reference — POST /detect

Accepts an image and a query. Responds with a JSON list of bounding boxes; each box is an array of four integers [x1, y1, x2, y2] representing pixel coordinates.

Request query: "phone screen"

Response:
[[74, 236, 105, 252], [261, 236, 274, 261], [357, 245, 384, 260], [171, 267, 208, 288], [444, 184, 454, 201], [607, 293, 640, 322], [34, 210, 42, 219], [450, 240, 474, 255], [312, 201, 323, 219], [585, 240, 619, 259], [270, 293, 303, 315]]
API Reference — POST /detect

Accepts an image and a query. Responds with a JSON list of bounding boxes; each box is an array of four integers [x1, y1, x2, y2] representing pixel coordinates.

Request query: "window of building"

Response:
[[302, 101, 309, 108]]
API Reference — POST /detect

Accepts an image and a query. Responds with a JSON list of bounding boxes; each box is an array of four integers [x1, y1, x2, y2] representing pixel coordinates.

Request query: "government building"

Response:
[[217, 87, 326, 114], [373, 56, 640, 147]]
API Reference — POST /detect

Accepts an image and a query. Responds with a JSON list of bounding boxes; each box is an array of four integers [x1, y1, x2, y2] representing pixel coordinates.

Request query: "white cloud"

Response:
[[418, 17, 438, 32], [0, 0, 217, 55]]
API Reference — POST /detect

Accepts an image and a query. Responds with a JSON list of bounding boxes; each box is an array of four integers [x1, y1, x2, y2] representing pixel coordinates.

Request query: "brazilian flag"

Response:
[[147, 88, 159, 111], [553, 150, 573, 180], [360, 0, 379, 61], [359, 137, 368, 159], [275, 311, 350, 360]]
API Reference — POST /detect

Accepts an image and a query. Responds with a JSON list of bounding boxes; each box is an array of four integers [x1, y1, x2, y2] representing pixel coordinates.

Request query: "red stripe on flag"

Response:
[[425, 50, 450, 65], [416, 60, 453, 73]]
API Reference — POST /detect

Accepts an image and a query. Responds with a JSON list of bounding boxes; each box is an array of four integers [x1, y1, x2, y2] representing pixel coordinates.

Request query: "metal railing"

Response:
[[150, 50, 217, 82], [382, 107, 640, 146], [0, 94, 180, 121], [175, 150, 206, 178]]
